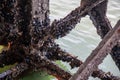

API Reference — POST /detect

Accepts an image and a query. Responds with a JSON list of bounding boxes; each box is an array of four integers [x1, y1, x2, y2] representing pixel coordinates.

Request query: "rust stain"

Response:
[[117, 28, 120, 33]]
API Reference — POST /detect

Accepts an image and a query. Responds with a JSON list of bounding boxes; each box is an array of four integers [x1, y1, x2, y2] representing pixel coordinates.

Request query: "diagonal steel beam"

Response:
[[69, 20, 120, 80]]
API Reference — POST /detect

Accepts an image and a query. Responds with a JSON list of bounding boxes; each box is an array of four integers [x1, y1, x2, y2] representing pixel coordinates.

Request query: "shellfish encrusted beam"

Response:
[[88, 0, 120, 70], [69, 20, 120, 80]]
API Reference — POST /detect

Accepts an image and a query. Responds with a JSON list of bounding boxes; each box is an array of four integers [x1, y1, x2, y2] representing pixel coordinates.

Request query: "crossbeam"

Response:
[[69, 20, 120, 80]]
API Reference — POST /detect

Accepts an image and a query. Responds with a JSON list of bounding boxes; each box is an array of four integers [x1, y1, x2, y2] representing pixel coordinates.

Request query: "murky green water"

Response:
[[50, 0, 120, 80]]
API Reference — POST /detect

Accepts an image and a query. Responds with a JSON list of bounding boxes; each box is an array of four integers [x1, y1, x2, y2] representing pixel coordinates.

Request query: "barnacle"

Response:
[[0, 0, 120, 80]]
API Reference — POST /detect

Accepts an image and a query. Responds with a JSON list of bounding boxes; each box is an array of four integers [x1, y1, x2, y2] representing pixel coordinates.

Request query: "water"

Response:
[[50, 0, 120, 79]]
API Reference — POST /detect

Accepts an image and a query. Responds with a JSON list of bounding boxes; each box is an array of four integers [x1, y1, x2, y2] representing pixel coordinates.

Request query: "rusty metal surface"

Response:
[[69, 20, 120, 80]]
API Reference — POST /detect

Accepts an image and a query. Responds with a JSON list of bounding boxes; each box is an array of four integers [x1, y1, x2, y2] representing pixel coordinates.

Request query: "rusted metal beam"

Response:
[[1, 44, 120, 80], [50, 0, 105, 39], [0, 56, 71, 80], [69, 20, 120, 80], [88, 0, 112, 38], [88, 0, 120, 70], [0, 0, 15, 45], [30, 0, 50, 46], [92, 69, 120, 80]]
